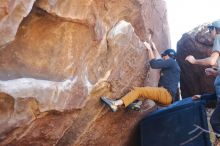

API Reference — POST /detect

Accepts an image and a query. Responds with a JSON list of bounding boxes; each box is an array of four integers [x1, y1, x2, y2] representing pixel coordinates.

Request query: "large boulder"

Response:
[[0, 13, 148, 111], [177, 24, 215, 97], [0, 0, 170, 145]]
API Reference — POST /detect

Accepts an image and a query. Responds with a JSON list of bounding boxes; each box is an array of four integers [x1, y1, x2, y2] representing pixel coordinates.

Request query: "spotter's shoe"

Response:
[[100, 96, 118, 112]]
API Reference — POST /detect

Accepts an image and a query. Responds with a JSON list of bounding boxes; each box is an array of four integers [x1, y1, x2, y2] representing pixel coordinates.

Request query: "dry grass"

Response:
[[207, 108, 215, 145]]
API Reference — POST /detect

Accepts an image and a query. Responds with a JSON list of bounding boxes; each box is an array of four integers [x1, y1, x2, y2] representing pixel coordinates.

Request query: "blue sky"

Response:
[[166, 0, 220, 49]]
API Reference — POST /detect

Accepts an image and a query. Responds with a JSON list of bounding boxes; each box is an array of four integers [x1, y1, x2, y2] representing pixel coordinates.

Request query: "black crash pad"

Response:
[[139, 98, 211, 146]]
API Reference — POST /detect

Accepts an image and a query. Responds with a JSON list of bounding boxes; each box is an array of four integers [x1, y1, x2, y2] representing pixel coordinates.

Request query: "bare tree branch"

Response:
[[193, 124, 220, 137], [180, 124, 219, 145], [180, 131, 203, 146]]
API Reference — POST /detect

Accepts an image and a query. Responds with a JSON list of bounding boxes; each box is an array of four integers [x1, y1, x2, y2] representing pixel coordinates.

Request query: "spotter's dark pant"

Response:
[[210, 102, 220, 137], [211, 76, 220, 137]]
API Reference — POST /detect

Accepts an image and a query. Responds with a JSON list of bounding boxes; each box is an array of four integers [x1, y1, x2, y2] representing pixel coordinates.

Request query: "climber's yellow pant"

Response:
[[121, 87, 172, 107]]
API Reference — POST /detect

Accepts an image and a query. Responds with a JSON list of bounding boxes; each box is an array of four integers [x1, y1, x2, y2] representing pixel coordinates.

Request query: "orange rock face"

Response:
[[0, 92, 39, 141], [0, 0, 170, 145], [0, 0, 36, 47]]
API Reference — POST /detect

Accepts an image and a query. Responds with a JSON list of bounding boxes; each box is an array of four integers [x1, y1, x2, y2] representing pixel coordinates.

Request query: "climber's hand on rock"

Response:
[[144, 41, 151, 50], [149, 41, 156, 51]]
